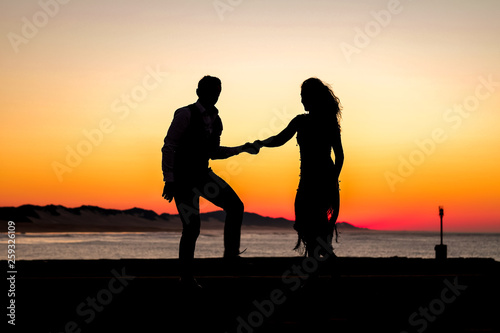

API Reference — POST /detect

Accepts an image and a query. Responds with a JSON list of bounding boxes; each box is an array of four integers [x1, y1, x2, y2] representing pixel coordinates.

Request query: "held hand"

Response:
[[242, 142, 260, 155], [162, 181, 175, 202], [253, 140, 264, 148]]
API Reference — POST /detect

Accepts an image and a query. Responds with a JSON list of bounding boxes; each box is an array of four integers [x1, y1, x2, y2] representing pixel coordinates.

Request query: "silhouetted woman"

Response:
[[255, 78, 344, 257]]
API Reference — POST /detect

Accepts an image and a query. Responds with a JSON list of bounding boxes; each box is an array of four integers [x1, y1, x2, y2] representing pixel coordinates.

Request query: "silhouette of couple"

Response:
[[161, 76, 344, 289]]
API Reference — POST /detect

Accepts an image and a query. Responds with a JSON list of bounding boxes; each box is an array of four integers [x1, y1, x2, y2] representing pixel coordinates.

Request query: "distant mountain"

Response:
[[0, 204, 367, 232]]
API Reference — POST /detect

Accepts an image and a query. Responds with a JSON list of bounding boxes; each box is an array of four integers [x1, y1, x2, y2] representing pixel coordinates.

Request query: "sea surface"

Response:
[[4, 230, 500, 261]]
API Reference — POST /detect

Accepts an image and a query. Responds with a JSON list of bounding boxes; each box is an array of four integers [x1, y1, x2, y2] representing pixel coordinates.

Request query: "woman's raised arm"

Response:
[[256, 116, 300, 148]]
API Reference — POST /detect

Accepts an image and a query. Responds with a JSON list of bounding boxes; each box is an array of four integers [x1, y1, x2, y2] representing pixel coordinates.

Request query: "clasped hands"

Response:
[[162, 141, 265, 202], [240, 140, 263, 155]]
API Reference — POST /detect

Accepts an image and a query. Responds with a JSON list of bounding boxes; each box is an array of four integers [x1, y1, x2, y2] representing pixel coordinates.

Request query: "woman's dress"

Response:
[[293, 114, 340, 256]]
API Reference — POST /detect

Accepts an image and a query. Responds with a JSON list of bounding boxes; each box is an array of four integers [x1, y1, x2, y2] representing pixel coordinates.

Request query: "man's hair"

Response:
[[198, 75, 221, 92]]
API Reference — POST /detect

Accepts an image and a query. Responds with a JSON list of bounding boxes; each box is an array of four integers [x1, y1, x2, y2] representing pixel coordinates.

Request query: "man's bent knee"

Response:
[[227, 198, 244, 216]]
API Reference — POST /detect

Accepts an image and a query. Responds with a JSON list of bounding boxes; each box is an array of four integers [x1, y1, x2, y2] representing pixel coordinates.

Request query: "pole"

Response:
[[439, 206, 444, 245], [435, 206, 447, 260]]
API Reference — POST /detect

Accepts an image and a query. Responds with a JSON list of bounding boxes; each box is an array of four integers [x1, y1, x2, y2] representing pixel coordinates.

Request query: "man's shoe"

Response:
[[223, 248, 247, 258], [179, 277, 203, 291]]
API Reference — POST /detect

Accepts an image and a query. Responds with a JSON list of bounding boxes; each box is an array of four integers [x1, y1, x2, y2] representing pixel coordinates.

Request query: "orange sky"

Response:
[[1, 0, 499, 232]]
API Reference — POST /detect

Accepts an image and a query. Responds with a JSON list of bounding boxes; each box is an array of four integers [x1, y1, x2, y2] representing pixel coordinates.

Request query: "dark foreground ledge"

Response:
[[8, 257, 500, 333]]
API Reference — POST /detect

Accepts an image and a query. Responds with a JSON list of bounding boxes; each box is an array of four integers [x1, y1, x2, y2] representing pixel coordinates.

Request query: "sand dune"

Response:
[[0, 204, 364, 233]]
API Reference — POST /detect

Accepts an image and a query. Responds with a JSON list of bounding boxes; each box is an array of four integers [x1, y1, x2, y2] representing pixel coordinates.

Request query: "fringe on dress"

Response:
[[293, 178, 340, 257]]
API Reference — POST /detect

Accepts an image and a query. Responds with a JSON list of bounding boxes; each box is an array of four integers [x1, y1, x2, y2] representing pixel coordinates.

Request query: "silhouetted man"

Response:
[[161, 75, 257, 289]]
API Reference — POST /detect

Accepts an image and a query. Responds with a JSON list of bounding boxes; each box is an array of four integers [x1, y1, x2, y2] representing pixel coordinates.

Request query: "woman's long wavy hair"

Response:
[[301, 77, 342, 131]]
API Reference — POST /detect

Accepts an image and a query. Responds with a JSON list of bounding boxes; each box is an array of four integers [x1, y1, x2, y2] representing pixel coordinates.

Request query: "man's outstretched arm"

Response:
[[211, 142, 260, 160]]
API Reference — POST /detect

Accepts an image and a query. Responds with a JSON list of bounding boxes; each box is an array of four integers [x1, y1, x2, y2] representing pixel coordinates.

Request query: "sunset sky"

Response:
[[1, 0, 499, 232]]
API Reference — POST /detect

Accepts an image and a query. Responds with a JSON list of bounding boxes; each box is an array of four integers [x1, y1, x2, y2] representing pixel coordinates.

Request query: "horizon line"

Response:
[[1, 203, 500, 234]]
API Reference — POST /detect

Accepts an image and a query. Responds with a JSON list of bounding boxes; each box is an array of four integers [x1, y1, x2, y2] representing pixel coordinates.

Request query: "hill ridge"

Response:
[[0, 204, 366, 232]]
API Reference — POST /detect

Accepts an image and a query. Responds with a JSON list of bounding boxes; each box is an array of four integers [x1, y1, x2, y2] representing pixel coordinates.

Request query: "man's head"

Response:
[[196, 76, 222, 108]]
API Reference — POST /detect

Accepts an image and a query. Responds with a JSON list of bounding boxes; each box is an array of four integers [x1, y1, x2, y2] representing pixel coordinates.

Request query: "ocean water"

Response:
[[4, 230, 500, 261]]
